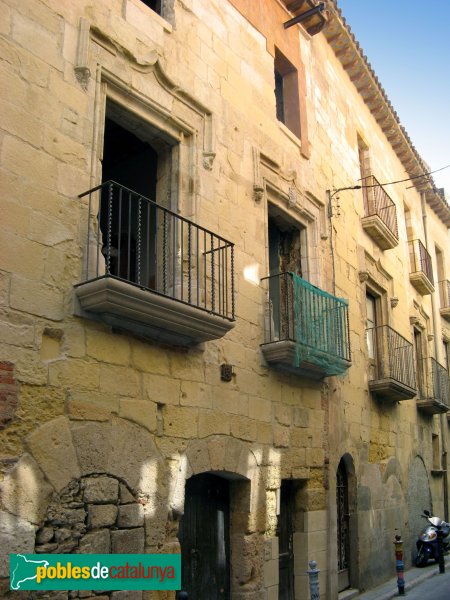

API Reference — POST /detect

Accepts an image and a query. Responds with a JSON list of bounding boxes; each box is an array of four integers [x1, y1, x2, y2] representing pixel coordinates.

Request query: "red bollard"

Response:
[[393, 534, 405, 596]]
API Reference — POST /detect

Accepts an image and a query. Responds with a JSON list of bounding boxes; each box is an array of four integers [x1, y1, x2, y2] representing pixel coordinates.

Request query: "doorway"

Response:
[[178, 473, 230, 599], [278, 480, 295, 600], [337, 459, 350, 591]]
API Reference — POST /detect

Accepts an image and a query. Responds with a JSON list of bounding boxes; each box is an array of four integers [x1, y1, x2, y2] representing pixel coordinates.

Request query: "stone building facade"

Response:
[[0, 0, 449, 599]]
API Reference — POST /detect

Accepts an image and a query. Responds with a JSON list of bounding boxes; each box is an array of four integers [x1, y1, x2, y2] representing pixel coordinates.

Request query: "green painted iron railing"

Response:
[[261, 272, 351, 375]]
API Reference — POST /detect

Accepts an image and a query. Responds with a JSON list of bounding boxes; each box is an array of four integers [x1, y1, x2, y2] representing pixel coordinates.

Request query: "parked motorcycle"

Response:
[[415, 509, 450, 567]]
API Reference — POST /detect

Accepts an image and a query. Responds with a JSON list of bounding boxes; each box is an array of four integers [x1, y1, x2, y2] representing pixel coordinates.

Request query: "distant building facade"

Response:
[[0, 0, 449, 599]]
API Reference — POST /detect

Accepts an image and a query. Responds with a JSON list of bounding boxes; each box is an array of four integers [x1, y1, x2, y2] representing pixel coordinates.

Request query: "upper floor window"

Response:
[[274, 49, 301, 138], [140, 0, 162, 14]]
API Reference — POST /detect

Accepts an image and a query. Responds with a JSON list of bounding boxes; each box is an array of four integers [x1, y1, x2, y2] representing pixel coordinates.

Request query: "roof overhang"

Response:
[[322, 1, 450, 227]]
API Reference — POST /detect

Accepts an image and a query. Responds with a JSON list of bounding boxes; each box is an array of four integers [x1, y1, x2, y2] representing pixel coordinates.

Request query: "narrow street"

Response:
[[402, 568, 450, 599]]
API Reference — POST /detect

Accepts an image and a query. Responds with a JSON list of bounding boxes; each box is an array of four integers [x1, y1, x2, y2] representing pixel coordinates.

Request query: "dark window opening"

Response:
[[365, 292, 377, 359], [140, 0, 162, 15], [274, 48, 301, 138], [414, 329, 425, 397], [101, 116, 158, 287], [268, 209, 304, 340], [100, 102, 176, 290], [275, 68, 285, 123]]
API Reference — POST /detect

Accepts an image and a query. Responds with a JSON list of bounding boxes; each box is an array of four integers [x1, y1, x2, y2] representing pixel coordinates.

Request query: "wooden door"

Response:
[[179, 473, 230, 599], [278, 480, 295, 600]]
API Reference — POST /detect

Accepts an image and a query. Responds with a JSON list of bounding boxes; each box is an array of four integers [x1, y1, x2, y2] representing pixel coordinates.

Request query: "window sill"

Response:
[[125, 0, 173, 34], [431, 469, 446, 476], [277, 120, 302, 151]]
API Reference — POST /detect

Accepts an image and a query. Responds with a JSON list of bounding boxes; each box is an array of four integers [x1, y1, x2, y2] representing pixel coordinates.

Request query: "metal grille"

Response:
[[261, 272, 351, 370], [418, 357, 449, 407], [79, 181, 235, 321], [408, 239, 434, 285], [367, 325, 416, 390], [336, 465, 349, 572], [361, 174, 398, 239]]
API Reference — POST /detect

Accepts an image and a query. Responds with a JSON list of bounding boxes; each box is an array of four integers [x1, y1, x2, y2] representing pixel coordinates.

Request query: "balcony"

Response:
[[366, 326, 416, 401], [438, 280, 450, 321], [408, 239, 435, 295], [361, 175, 399, 250], [74, 181, 235, 346], [260, 272, 351, 379], [416, 358, 449, 414]]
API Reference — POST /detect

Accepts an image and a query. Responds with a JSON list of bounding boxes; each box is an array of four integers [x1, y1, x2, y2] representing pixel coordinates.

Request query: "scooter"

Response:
[[415, 509, 450, 567]]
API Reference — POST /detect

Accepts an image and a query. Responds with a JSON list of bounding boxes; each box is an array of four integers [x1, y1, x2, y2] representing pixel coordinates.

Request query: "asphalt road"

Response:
[[402, 567, 450, 599]]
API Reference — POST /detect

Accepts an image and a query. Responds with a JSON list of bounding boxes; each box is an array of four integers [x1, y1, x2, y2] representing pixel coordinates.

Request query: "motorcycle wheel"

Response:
[[415, 546, 428, 568]]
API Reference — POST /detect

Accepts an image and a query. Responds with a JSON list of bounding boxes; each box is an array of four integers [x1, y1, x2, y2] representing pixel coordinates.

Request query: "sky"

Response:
[[337, 0, 450, 195]]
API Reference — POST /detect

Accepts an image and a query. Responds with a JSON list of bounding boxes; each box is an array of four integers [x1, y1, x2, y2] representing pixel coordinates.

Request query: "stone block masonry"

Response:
[[0, 361, 19, 428]]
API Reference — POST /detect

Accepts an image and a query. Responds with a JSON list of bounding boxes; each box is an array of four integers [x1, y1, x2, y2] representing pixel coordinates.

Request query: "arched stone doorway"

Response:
[[179, 473, 231, 599], [407, 455, 432, 563], [336, 454, 357, 592], [175, 436, 263, 600]]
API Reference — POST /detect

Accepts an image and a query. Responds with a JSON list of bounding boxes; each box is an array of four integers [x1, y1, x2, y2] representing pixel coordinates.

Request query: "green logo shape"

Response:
[[10, 554, 181, 590]]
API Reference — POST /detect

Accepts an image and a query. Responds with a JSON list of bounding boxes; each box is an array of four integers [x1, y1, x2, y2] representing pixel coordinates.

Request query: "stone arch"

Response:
[[0, 415, 169, 583], [172, 436, 263, 599], [406, 454, 432, 563], [169, 435, 259, 516], [335, 453, 358, 591]]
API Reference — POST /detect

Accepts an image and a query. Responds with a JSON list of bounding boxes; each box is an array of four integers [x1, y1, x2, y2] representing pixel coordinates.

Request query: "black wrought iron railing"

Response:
[[79, 181, 235, 321], [438, 280, 450, 309], [408, 239, 434, 285], [366, 326, 416, 391], [261, 272, 351, 365], [431, 358, 449, 407], [362, 175, 398, 239], [417, 358, 449, 407]]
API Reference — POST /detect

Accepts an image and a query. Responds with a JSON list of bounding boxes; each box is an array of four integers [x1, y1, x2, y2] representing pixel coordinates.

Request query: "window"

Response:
[[274, 49, 301, 138], [358, 135, 372, 214], [268, 210, 304, 341], [413, 328, 425, 397], [365, 293, 377, 359], [268, 213, 304, 279], [99, 101, 176, 289], [432, 434, 441, 470], [140, 0, 162, 14], [357, 135, 371, 183]]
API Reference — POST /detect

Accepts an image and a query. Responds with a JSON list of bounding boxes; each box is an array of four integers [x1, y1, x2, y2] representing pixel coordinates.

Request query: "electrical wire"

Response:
[[359, 163, 450, 189]]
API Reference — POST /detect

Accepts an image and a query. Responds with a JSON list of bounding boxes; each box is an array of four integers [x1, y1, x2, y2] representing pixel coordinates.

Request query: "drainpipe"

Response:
[[421, 192, 449, 521]]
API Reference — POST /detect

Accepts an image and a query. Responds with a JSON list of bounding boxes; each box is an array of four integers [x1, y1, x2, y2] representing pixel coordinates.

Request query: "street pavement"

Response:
[[352, 556, 450, 600]]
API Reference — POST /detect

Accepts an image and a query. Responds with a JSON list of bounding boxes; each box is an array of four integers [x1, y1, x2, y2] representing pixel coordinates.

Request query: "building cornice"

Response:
[[323, 1, 450, 227]]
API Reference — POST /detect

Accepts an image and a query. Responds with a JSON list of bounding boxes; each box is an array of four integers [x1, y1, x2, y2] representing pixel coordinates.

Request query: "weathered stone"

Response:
[[0, 453, 54, 523], [57, 540, 79, 553], [53, 527, 72, 542], [78, 529, 110, 554], [0, 511, 36, 577], [26, 416, 80, 492], [110, 527, 145, 553], [72, 421, 111, 475], [48, 506, 86, 526], [35, 542, 59, 552], [119, 483, 135, 504], [36, 526, 54, 543], [88, 504, 118, 528], [117, 503, 144, 528], [83, 476, 119, 503], [107, 417, 162, 495], [111, 592, 143, 600]]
